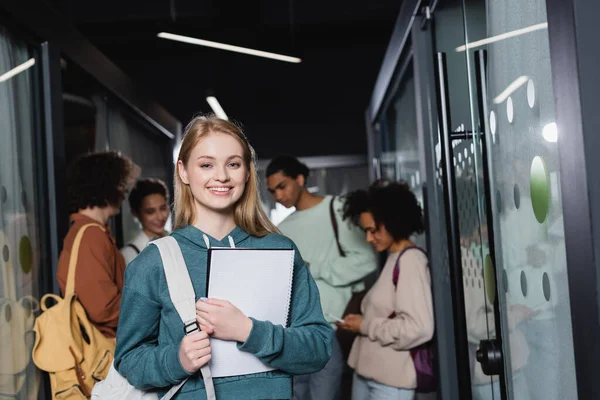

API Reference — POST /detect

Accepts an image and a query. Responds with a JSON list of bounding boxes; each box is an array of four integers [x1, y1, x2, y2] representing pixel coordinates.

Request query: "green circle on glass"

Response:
[[19, 236, 33, 274], [530, 156, 550, 223], [484, 254, 496, 305]]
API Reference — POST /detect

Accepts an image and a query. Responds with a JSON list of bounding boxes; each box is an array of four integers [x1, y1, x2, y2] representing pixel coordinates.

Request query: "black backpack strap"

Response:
[[127, 243, 141, 254], [329, 197, 346, 257]]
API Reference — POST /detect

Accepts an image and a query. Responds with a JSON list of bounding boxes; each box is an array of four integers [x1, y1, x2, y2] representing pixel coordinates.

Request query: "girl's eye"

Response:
[[228, 162, 241, 168], [200, 163, 212, 169]]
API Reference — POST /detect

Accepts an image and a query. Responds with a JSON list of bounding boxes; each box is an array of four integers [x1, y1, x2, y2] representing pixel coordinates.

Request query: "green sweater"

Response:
[[278, 196, 378, 326], [114, 225, 332, 399]]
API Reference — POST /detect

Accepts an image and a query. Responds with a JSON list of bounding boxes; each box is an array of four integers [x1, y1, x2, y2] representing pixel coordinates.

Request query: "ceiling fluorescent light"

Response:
[[158, 32, 302, 64], [455, 22, 548, 52], [493, 76, 529, 104], [0, 58, 35, 83], [206, 96, 228, 120]]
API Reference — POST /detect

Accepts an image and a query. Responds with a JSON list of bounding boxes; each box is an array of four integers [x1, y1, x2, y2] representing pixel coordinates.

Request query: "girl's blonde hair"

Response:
[[174, 114, 278, 237]]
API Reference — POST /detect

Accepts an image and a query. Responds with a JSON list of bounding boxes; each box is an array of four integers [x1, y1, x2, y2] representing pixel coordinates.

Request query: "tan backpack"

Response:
[[32, 223, 116, 399]]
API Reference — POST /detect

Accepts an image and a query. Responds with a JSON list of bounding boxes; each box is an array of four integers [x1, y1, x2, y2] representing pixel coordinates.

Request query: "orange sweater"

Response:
[[57, 213, 126, 338]]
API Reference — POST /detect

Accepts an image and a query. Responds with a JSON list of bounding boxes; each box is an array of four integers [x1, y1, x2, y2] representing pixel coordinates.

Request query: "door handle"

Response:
[[474, 47, 509, 400], [434, 52, 473, 399], [476, 339, 503, 376]]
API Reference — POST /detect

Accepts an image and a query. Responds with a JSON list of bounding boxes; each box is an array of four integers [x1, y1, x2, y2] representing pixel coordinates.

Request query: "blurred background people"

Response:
[[120, 178, 170, 265], [57, 150, 138, 338], [266, 155, 378, 400], [338, 180, 434, 400]]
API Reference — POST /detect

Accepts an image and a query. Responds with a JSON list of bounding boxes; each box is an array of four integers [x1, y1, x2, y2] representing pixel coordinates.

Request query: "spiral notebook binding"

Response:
[[283, 249, 295, 328]]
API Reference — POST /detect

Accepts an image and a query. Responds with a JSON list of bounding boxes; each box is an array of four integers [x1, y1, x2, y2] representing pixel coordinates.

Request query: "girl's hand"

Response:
[[196, 298, 253, 342], [336, 314, 363, 333], [178, 331, 212, 373]]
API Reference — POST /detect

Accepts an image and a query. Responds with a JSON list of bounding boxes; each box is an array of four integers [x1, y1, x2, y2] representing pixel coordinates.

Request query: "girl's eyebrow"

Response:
[[196, 155, 243, 160]]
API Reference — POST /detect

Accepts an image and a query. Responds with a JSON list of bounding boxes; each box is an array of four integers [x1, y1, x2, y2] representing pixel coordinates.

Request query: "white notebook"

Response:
[[206, 248, 295, 378]]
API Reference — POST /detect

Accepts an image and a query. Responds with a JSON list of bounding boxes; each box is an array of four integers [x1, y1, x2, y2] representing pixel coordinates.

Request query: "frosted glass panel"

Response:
[[0, 26, 43, 400], [463, 0, 578, 398]]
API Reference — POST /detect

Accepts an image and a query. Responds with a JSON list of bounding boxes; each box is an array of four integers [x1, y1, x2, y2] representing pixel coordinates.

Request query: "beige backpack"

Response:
[[32, 223, 116, 399]]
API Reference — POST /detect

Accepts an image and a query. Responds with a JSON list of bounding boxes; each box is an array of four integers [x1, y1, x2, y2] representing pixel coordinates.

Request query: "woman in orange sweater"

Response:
[[337, 180, 434, 400]]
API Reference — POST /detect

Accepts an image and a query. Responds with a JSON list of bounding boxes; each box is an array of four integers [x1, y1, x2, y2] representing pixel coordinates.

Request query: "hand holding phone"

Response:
[[327, 313, 344, 323]]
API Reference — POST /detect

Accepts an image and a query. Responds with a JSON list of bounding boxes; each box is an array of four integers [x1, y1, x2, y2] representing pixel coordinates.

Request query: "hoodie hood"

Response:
[[172, 224, 250, 249]]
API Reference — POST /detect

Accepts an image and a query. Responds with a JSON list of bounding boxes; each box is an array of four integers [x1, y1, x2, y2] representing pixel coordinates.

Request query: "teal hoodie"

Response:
[[114, 225, 333, 399]]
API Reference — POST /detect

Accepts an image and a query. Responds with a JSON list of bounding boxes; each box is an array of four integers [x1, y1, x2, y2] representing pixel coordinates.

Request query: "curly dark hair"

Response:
[[67, 151, 135, 213], [342, 179, 424, 241], [265, 155, 309, 179], [128, 178, 169, 214]]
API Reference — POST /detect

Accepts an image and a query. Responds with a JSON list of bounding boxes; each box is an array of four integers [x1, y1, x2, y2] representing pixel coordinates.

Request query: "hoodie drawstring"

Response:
[[202, 234, 236, 249]]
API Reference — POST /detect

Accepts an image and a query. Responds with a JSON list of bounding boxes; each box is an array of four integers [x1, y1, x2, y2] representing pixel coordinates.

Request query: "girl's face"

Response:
[[178, 132, 249, 216], [359, 211, 394, 253], [135, 193, 169, 237]]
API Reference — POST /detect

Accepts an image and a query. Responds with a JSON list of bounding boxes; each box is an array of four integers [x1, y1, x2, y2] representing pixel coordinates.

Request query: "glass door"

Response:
[[431, 0, 579, 398], [0, 25, 45, 400], [367, 1, 582, 398], [431, 1, 500, 398], [460, 0, 579, 399]]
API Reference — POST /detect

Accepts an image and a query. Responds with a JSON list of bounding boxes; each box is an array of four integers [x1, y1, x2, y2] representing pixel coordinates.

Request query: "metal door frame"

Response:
[[545, 0, 600, 397], [365, 1, 466, 399]]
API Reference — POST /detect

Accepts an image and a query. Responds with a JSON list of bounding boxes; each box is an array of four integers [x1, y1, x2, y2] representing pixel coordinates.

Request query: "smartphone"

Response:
[[327, 314, 344, 323]]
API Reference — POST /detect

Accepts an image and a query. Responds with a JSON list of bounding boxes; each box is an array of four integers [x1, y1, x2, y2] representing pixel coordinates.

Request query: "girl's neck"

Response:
[[193, 207, 237, 241], [143, 229, 167, 239], [295, 190, 324, 211], [389, 238, 415, 254]]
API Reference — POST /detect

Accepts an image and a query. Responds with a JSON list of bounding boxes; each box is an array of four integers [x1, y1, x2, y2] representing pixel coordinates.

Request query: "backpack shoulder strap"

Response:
[[66, 223, 105, 296], [392, 246, 427, 289], [127, 243, 141, 254], [329, 197, 346, 258], [151, 236, 216, 400], [151, 236, 197, 332]]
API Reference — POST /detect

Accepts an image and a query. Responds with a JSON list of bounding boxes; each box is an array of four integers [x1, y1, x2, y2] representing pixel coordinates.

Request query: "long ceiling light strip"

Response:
[[455, 22, 548, 52], [0, 58, 35, 83], [206, 96, 228, 120], [158, 32, 302, 64], [493, 75, 529, 104]]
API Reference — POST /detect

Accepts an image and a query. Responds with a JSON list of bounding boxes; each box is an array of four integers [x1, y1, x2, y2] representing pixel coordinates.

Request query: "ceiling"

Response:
[[49, 0, 401, 158]]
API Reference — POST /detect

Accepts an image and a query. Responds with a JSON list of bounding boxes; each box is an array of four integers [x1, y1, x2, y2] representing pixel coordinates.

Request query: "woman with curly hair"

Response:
[[56, 150, 139, 338], [337, 180, 434, 400]]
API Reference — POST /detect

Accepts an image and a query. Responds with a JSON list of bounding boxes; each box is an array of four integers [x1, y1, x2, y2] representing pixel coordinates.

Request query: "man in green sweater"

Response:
[[266, 155, 378, 400]]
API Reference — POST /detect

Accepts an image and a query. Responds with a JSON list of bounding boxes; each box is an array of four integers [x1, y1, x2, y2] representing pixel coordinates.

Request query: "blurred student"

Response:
[[57, 150, 138, 338], [121, 178, 170, 264], [266, 155, 378, 400], [338, 180, 434, 400]]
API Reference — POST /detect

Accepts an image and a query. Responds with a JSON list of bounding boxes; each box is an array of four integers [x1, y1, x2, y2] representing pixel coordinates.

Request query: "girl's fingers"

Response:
[[200, 325, 214, 334], [196, 354, 212, 368], [196, 310, 213, 323], [196, 316, 215, 331], [190, 346, 212, 360]]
